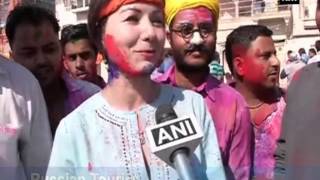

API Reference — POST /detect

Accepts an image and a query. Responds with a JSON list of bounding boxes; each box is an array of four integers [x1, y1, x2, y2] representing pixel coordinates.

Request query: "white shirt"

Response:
[[0, 56, 52, 180], [283, 60, 305, 83], [307, 52, 320, 64]]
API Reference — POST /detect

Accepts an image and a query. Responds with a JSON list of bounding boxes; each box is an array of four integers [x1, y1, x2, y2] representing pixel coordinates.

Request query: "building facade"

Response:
[[1, 0, 318, 84], [217, 0, 318, 87], [55, 0, 319, 86]]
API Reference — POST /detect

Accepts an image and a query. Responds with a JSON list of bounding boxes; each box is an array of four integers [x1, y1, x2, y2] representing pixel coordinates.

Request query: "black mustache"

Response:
[[184, 44, 210, 54]]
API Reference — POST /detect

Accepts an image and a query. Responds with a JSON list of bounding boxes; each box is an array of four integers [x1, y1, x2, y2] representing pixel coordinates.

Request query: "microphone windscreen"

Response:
[[155, 105, 178, 124]]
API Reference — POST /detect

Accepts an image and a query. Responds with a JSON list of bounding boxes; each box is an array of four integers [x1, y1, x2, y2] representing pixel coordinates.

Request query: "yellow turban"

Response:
[[165, 0, 220, 26]]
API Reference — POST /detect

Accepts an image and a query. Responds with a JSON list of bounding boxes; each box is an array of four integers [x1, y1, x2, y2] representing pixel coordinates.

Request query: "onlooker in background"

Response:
[[308, 48, 316, 59], [280, 51, 305, 85], [316, 39, 320, 52], [285, 50, 296, 64], [209, 52, 225, 82], [154, 0, 253, 179], [308, 40, 320, 64], [274, 1, 320, 179], [5, 4, 100, 136], [61, 23, 106, 88], [298, 48, 309, 64], [209, 60, 224, 82], [0, 55, 51, 180], [226, 25, 285, 180]]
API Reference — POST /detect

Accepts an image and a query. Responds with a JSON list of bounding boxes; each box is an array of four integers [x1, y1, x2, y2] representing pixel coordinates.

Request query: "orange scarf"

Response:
[[99, 0, 164, 18]]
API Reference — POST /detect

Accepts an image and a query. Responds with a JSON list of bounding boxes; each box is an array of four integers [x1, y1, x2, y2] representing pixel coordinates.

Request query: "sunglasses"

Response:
[[64, 51, 93, 61]]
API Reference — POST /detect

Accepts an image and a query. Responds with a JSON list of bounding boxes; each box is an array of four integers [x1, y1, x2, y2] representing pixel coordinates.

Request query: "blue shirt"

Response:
[[47, 84, 225, 180]]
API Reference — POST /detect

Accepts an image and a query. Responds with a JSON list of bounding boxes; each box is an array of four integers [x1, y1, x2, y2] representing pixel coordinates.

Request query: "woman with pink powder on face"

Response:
[[46, 0, 225, 179]]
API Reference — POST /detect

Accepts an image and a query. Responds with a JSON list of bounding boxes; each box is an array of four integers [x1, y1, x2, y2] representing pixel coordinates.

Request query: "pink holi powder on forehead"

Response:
[[103, 34, 140, 76], [176, 7, 214, 23]]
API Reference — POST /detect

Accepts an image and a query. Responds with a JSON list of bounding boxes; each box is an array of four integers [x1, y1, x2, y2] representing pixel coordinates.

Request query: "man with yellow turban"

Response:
[[153, 0, 253, 179]]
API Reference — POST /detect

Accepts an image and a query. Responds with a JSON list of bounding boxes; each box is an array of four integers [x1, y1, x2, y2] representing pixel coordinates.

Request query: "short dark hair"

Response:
[[298, 48, 306, 55], [315, 40, 320, 52], [309, 48, 316, 54], [5, 4, 60, 46], [60, 23, 97, 53], [225, 25, 273, 74], [87, 0, 111, 54]]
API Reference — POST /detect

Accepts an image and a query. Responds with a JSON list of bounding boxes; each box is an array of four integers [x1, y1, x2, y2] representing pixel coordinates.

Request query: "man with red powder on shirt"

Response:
[[153, 0, 253, 179], [225, 25, 285, 180]]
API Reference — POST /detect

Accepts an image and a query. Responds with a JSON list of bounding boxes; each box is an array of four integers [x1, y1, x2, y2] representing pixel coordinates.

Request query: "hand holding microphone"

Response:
[[145, 105, 204, 180]]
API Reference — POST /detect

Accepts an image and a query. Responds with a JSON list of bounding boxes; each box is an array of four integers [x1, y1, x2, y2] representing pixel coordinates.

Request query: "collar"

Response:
[[203, 75, 222, 102], [156, 64, 222, 102]]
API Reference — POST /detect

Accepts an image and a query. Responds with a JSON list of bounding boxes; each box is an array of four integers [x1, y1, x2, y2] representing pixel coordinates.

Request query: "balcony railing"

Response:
[[70, 0, 90, 9], [66, 0, 316, 22], [67, 0, 290, 15], [220, 0, 291, 19]]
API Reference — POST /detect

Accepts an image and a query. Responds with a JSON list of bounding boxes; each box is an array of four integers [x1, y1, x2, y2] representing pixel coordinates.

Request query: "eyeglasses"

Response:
[[64, 51, 93, 61], [170, 23, 215, 39]]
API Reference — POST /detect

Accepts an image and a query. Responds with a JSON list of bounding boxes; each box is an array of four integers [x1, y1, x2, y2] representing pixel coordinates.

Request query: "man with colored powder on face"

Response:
[[225, 25, 285, 180], [61, 23, 106, 88], [274, 1, 320, 179], [153, 0, 253, 179], [5, 4, 100, 136]]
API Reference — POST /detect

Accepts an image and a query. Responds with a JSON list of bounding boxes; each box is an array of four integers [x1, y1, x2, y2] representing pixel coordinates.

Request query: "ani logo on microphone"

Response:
[[146, 115, 203, 166], [151, 118, 196, 146]]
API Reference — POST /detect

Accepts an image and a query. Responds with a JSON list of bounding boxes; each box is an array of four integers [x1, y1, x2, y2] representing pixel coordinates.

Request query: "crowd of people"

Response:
[[279, 42, 320, 86], [1, 0, 320, 180]]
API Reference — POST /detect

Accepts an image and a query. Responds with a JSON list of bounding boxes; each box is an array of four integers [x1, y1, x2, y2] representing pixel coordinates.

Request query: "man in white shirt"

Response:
[[0, 55, 52, 180], [307, 40, 320, 64], [280, 52, 305, 85]]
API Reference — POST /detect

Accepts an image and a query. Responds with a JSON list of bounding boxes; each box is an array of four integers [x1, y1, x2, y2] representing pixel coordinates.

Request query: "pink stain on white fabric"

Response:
[[88, 162, 93, 171]]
